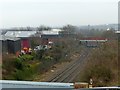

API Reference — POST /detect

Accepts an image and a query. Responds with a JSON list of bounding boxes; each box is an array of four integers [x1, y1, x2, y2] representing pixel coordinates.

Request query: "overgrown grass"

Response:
[[2, 54, 39, 80], [75, 40, 118, 86]]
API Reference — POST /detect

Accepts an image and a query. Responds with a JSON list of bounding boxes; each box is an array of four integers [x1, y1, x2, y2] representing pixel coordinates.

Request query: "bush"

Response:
[[13, 67, 34, 80], [19, 55, 34, 61], [90, 66, 112, 86], [80, 66, 113, 86], [14, 58, 24, 70], [36, 49, 45, 59], [13, 55, 34, 70], [13, 69, 25, 80], [42, 56, 53, 61]]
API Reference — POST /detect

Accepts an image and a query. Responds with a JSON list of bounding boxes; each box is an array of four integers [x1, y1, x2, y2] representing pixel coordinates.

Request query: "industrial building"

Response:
[[5, 30, 37, 49], [40, 29, 62, 45], [0, 35, 21, 54]]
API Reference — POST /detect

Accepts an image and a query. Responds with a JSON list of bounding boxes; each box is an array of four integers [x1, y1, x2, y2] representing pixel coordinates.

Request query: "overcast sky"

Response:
[[0, 0, 119, 29]]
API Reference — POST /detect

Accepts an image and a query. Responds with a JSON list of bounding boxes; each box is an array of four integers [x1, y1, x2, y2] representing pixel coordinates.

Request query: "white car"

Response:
[[34, 45, 43, 51]]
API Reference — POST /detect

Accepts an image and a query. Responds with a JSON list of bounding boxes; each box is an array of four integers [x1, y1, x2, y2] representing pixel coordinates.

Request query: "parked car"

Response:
[[34, 45, 43, 52]]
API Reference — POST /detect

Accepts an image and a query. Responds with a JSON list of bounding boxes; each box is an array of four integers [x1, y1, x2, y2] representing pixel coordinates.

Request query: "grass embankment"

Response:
[[75, 40, 118, 87], [2, 54, 38, 80]]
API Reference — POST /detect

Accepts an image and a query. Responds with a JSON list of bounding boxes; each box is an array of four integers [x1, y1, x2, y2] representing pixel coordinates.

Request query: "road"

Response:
[[48, 48, 91, 83]]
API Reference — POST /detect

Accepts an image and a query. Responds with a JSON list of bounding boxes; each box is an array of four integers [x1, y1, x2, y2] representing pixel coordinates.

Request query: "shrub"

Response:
[[13, 67, 34, 80], [14, 58, 24, 70], [35, 49, 45, 59], [19, 55, 34, 61], [80, 66, 113, 86], [13, 69, 25, 80]]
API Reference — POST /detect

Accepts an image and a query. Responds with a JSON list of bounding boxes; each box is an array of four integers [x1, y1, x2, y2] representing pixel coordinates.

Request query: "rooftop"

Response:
[[41, 31, 59, 35], [0, 35, 20, 41], [5, 31, 37, 38]]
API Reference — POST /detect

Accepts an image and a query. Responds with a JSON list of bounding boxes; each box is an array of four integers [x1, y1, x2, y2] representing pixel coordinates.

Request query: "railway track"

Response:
[[48, 48, 91, 83]]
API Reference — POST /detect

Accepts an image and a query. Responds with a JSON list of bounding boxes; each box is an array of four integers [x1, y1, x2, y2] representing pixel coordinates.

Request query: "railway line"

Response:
[[48, 48, 91, 83]]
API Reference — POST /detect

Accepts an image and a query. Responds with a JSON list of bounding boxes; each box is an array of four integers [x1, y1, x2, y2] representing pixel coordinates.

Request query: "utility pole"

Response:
[[89, 78, 93, 88]]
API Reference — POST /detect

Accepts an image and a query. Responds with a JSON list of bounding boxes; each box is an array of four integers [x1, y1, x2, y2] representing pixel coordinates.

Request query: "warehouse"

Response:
[[0, 36, 8, 54], [5, 30, 37, 49], [7, 37, 21, 54]]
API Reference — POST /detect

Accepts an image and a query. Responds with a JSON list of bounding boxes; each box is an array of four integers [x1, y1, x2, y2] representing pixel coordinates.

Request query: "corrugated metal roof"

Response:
[[5, 31, 37, 38], [41, 31, 59, 35], [41, 29, 62, 35], [0, 35, 20, 41], [51, 29, 62, 32]]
